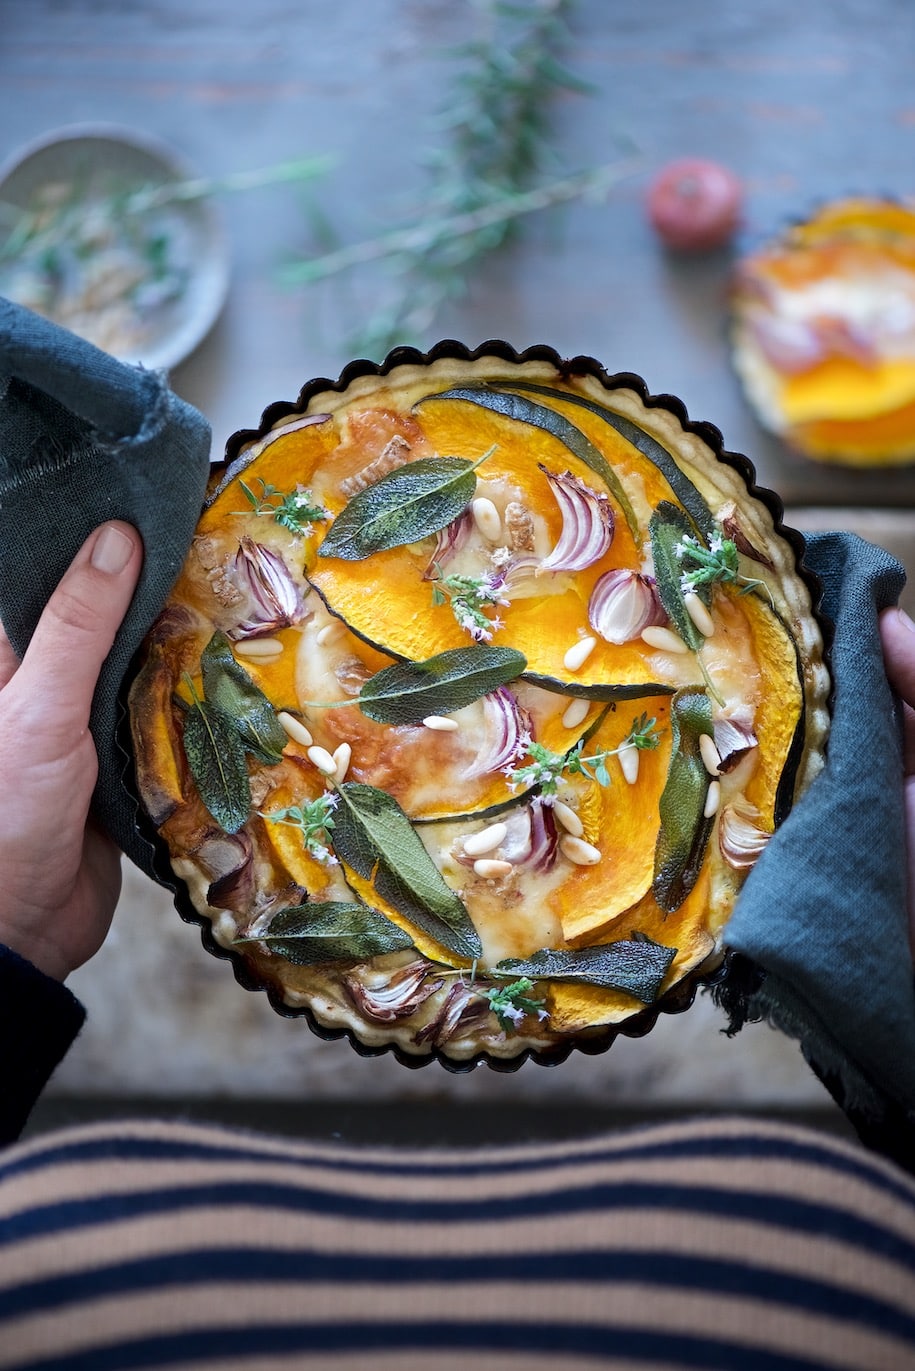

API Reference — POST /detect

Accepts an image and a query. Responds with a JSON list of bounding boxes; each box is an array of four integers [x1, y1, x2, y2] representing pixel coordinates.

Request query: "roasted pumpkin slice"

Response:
[[128, 344, 830, 1066]]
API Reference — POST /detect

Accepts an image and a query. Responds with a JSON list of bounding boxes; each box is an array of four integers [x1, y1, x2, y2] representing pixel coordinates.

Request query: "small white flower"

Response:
[[499, 1003, 526, 1027]]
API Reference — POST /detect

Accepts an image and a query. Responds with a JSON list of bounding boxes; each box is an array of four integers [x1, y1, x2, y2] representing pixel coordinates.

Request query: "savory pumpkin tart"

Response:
[[128, 345, 831, 1064]]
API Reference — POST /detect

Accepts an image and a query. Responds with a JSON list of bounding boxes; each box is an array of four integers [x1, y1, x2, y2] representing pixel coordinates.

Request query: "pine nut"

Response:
[[423, 715, 459, 732], [560, 835, 602, 866], [699, 733, 722, 776], [234, 637, 284, 658], [316, 621, 344, 646], [618, 742, 640, 785], [473, 858, 513, 879], [552, 800, 583, 837], [641, 625, 688, 654], [462, 822, 508, 857], [685, 591, 715, 637], [704, 779, 721, 818], [472, 496, 502, 542], [277, 711, 313, 747], [332, 742, 352, 783], [307, 745, 338, 775], [563, 636, 597, 672], [562, 696, 590, 729]]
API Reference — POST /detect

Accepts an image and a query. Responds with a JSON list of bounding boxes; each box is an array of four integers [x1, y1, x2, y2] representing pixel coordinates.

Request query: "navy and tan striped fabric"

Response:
[[1, 1114, 914, 1369]]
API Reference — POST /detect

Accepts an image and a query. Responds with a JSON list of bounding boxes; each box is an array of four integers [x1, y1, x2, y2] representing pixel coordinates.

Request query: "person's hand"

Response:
[[0, 522, 143, 982], [880, 605, 915, 951]]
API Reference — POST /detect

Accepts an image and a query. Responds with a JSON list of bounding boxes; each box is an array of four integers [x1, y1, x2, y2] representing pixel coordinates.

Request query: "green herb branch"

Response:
[[675, 533, 772, 605], [483, 976, 548, 1032], [261, 794, 340, 865], [280, 0, 638, 357], [429, 565, 509, 644], [507, 713, 661, 794], [236, 477, 328, 535]]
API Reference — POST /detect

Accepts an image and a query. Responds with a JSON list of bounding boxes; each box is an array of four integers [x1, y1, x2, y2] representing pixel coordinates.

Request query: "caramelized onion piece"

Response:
[[720, 503, 774, 569], [414, 981, 493, 1046], [713, 715, 759, 773], [196, 831, 255, 913], [465, 687, 531, 779], [588, 569, 665, 644], [719, 799, 770, 870], [343, 959, 442, 1024], [228, 538, 305, 639], [423, 508, 473, 579], [539, 468, 614, 573]]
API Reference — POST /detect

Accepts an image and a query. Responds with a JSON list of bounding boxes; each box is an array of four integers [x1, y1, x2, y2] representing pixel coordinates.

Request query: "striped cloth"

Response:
[[1, 1115, 914, 1370]]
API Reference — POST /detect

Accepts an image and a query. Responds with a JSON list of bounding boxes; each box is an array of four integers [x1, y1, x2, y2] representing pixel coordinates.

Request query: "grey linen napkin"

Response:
[[0, 298, 211, 870], [0, 298, 912, 1160], [720, 532, 915, 1165]]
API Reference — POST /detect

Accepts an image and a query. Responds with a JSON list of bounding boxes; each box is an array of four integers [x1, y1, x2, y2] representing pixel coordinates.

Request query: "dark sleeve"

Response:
[[0, 943, 86, 1145]]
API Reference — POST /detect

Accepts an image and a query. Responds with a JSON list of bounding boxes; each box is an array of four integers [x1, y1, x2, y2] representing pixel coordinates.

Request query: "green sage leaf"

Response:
[[318, 455, 483, 561], [359, 645, 527, 724], [332, 781, 482, 960], [182, 699, 251, 833], [420, 385, 641, 547], [649, 502, 708, 651], [237, 901, 414, 965], [200, 631, 288, 763], [653, 686, 714, 913], [496, 938, 677, 1004]]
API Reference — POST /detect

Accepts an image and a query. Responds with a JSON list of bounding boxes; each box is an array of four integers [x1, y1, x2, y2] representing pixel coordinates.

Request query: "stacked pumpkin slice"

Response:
[[129, 349, 831, 1064]]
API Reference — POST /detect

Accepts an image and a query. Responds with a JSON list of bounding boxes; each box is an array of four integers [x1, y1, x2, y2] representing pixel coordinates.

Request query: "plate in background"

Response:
[[0, 123, 229, 371]]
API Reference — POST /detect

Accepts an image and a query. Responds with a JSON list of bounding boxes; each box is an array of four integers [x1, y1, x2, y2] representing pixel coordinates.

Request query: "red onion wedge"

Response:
[[588, 569, 665, 644], [499, 797, 560, 873], [228, 537, 305, 639], [423, 508, 473, 579], [465, 687, 531, 779], [713, 713, 758, 773], [539, 467, 614, 573]]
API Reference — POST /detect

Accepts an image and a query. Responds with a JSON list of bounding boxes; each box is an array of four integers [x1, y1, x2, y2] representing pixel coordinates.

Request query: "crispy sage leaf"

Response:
[[419, 385, 641, 547], [496, 938, 677, 1004], [200, 631, 287, 763], [359, 646, 527, 725], [318, 456, 484, 561], [649, 502, 709, 651], [238, 901, 414, 965], [331, 781, 482, 960], [182, 699, 251, 834], [654, 686, 714, 913]]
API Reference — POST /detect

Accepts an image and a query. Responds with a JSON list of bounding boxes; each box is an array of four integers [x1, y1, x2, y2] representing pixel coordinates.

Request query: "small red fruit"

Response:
[[646, 158, 743, 252]]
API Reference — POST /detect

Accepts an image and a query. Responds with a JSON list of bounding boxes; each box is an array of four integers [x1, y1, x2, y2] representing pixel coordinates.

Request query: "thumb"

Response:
[[880, 607, 915, 710], [13, 523, 144, 741]]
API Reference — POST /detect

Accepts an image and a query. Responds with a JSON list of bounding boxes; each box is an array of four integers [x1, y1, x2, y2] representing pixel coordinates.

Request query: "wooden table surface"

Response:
[[4, 0, 913, 1116], [4, 0, 915, 510]]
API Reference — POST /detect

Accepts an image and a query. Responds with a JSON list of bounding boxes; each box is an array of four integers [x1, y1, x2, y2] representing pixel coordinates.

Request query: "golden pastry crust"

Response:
[[129, 348, 830, 1064]]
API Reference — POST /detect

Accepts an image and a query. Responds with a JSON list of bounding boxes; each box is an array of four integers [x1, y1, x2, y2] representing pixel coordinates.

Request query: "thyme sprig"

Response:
[[261, 793, 339, 865], [507, 714, 662, 795], [281, 0, 638, 356], [429, 565, 509, 644], [675, 533, 772, 604], [483, 977, 549, 1032], [237, 477, 328, 535]]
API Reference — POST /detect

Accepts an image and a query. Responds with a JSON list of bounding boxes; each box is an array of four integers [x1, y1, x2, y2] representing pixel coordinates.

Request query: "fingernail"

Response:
[[896, 607, 915, 634], [91, 525, 134, 575]]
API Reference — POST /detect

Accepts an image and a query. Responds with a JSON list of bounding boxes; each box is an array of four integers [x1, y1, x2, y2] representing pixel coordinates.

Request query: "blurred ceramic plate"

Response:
[[0, 123, 229, 370]]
